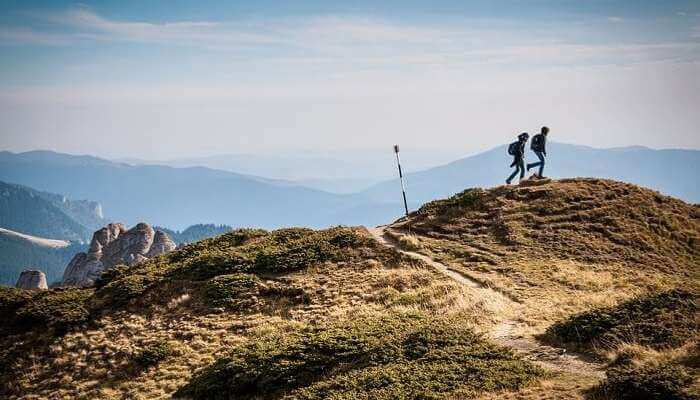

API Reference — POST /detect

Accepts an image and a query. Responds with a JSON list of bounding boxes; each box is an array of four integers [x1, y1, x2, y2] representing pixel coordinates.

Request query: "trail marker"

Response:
[[393, 145, 409, 218]]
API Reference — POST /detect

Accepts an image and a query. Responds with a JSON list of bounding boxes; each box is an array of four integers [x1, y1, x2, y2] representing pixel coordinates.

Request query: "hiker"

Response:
[[527, 126, 549, 177], [506, 132, 529, 184]]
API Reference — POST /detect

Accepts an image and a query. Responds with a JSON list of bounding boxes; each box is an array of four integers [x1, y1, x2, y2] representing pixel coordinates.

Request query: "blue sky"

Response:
[[1, 0, 699, 158]]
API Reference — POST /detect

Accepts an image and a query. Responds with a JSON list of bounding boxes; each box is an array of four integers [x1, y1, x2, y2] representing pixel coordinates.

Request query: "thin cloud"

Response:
[[2, 7, 699, 68], [0, 27, 74, 46], [692, 25, 700, 38]]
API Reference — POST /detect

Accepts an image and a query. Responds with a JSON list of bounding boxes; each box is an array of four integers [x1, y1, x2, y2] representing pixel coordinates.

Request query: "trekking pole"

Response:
[[393, 145, 411, 234]]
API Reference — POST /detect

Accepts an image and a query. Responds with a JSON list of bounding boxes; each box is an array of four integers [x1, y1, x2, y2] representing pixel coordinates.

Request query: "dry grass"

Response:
[[385, 179, 699, 399], [2, 229, 496, 400], [397, 234, 422, 251], [392, 179, 699, 331]]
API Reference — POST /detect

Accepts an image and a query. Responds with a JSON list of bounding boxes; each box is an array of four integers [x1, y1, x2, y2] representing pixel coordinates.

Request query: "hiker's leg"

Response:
[[528, 151, 543, 173], [507, 168, 518, 183], [518, 159, 525, 179], [537, 152, 545, 176]]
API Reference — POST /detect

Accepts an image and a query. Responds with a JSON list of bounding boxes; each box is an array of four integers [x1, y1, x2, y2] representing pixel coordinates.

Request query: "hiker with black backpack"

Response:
[[527, 126, 549, 177], [506, 132, 529, 184]]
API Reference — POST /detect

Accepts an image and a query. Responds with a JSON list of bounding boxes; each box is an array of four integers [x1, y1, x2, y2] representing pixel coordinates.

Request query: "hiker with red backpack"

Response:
[[506, 132, 529, 184], [527, 126, 549, 178]]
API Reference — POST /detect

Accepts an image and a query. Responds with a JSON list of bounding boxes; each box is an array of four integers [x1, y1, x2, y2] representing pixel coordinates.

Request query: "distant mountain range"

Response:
[[1, 144, 697, 237], [0, 151, 367, 230], [116, 149, 461, 194], [155, 224, 235, 245], [361, 143, 700, 208], [0, 180, 105, 242]]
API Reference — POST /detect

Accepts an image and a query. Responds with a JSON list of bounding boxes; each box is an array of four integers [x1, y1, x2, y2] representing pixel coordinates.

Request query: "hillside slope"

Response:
[[0, 227, 543, 399], [384, 178, 699, 398], [0, 178, 697, 399], [388, 178, 698, 326], [0, 228, 86, 286], [0, 180, 99, 242]]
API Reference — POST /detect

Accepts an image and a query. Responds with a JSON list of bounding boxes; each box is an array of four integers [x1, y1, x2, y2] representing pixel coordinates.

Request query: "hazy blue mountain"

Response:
[[2, 145, 696, 236], [0, 151, 368, 230], [155, 224, 235, 245], [362, 143, 700, 210], [0, 180, 103, 242], [0, 227, 86, 286], [116, 148, 461, 193]]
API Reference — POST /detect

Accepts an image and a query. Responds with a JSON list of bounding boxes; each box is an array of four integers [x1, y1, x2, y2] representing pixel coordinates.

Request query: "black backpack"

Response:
[[531, 134, 544, 151], [507, 141, 520, 156]]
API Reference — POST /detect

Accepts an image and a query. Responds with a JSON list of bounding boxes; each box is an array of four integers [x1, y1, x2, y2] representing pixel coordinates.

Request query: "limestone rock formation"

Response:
[[61, 222, 176, 287], [16, 270, 48, 290]]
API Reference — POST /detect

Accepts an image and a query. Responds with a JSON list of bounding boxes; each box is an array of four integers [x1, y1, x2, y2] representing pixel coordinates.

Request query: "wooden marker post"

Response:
[[394, 145, 409, 218]]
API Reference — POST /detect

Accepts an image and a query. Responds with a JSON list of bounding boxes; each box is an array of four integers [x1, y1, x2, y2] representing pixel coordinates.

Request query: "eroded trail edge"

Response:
[[367, 225, 605, 380]]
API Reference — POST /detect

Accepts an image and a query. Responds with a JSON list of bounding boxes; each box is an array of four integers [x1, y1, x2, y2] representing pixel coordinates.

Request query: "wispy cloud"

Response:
[[692, 25, 700, 38], [2, 7, 699, 69], [0, 27, 74, 46]]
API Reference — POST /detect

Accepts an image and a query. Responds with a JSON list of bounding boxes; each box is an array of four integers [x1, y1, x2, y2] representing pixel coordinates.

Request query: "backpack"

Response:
[[507, 141, 520, 156], [531, 134, 544, 151]]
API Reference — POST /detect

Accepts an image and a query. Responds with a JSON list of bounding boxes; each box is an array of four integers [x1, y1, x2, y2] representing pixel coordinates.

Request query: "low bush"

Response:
[[133, 341, 173, 368], [175, 312, 543, 399], [201, 273, 261, 309], [595, 348, 697, 400], [546, 289, 698, 351], [0, 287, 35, 320], [12, 288, 93, 333]]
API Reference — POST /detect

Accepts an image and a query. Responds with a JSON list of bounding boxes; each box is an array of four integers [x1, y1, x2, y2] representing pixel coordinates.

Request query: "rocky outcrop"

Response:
[[16, 270, 48, 290], [146, 230, 177, 258], [61, 223, 176, 287]]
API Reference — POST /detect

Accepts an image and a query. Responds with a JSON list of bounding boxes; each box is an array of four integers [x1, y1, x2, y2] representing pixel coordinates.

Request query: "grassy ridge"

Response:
[[175, 313, 544, 400], [93, 227, 374, 309]]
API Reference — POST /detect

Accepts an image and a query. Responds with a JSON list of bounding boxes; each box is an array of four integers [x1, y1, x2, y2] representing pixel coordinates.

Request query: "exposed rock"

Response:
[[61, 222, 175, 287], [146, 230, 177, 258], [16, 270, 48, 290]]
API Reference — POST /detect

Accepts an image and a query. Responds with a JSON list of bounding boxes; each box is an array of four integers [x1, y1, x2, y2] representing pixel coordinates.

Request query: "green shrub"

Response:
[[417, 188, 487, 216], [13, 288, 93, 332], [175, 312, 543, 399], [95, 274, 157, 308], [133, 341, 172, 368], [0, 287, 35, 316], [202, 273, 261, 309], [546, 289, 698, 350], [597, 352, 695, 400]]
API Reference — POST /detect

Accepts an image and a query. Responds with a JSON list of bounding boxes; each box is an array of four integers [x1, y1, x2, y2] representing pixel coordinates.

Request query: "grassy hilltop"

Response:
[[387, 177, 699, 399], [1, 178, 698, 399]]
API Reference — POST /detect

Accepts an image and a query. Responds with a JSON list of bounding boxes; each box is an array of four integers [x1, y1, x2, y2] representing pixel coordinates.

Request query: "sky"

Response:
[[0, 0, 699, 160]]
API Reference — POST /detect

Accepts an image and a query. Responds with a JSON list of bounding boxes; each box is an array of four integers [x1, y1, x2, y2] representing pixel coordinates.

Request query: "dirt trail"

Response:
[[367, 225, 605, 380]]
